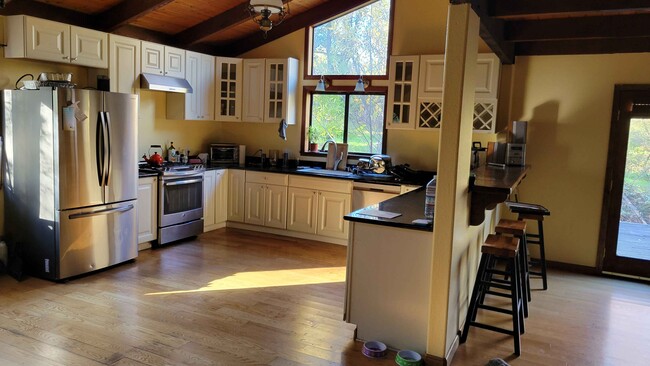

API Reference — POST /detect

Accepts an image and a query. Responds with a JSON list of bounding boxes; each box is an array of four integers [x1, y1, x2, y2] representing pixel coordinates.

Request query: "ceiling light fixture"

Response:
[[249, 0, 289, 38]]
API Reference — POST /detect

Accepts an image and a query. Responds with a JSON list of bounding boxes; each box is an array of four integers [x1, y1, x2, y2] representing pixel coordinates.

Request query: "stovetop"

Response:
[[139, 162, 205, 177]]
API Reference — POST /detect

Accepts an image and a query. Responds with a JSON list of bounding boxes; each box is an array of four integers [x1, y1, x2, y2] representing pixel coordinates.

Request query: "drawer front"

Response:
[[289, 175, 352, 194], [246, 171, 288, 185]]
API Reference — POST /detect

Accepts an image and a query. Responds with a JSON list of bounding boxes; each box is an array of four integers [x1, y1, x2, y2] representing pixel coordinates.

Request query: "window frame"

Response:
[[301, 85, 388, 157]]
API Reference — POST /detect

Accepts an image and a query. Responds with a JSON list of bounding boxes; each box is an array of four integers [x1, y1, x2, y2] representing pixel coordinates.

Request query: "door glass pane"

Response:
[[221, 64, 228, 79], [230, 64, 237, 79], [269, 84, 276, 99], [164, 181, 202, 215], [229, 101, 236, 116], [276, 102, 282, 118], [269, 101, 276, 117], [617, 118, 650, 260], [221, 82, 227, 97], [277, 83, 283, 100], [403, 105, 410, 123], [230, 82, 236, 97], [392, 105, 401, 123], [395, 62, 403, 81], [277, 64, 284, 80], [394, 85, 402, 102], [405, 62, 413, 81], [270, 65, 277, 81], [221, 100, 227, 115], [404, 84, 411, 100]]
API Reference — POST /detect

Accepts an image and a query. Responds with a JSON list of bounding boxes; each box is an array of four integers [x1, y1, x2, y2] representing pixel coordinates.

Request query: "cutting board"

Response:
[[325, 142, 348, 170]]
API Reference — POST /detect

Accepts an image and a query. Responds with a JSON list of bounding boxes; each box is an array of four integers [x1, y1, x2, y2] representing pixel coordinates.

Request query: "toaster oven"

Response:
[[209, 143, 239, 165]]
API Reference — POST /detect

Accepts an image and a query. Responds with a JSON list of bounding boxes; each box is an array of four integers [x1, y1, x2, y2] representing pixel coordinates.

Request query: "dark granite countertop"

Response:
[[344, 188, 433, 232]]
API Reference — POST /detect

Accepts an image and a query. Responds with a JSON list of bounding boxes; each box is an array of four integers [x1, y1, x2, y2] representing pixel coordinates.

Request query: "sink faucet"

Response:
[[319, 137, 343, 170]]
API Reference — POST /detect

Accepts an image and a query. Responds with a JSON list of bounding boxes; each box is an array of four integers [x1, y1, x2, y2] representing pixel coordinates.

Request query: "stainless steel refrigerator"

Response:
[[2, 87, 138, 280]]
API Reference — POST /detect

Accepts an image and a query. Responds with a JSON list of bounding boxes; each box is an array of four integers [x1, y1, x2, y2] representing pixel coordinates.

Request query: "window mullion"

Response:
[[343, 94, 350, 144]]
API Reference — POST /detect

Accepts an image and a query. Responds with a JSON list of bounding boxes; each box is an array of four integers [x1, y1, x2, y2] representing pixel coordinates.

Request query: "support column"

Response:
[[427, 2, 479, 359]]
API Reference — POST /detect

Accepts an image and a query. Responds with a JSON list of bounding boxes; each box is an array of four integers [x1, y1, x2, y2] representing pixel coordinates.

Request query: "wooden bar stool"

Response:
[[461, 234, 524, 356], [506, 201, 550, 290], [495, 218, 531, 317]]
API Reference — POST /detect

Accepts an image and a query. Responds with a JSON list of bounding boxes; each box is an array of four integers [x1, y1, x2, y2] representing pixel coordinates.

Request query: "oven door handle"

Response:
[[164, 178, 203, 186]]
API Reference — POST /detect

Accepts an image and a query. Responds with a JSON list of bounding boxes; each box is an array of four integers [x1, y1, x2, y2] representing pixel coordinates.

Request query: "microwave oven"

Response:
[[210, 143, 239, 165]]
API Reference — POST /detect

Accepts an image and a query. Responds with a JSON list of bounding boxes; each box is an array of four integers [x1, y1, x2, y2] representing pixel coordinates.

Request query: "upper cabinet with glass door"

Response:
[[216, 57, 242, 122], [242, 58, 298, 124], [386, 56, 420, 129], [264, 58, 298, 125]]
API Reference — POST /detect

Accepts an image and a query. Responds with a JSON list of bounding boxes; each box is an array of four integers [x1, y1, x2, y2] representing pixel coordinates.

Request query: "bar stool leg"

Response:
[[510, 256, 522, 354], [537, 220, 548, 290], [461, 254, 489, 344]]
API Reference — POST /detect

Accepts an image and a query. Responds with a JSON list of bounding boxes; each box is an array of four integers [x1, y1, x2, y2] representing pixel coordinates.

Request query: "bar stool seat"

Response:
[[461, 234, 524, 356], [506, 201, 550, 290], [495, 218, 531, 317]]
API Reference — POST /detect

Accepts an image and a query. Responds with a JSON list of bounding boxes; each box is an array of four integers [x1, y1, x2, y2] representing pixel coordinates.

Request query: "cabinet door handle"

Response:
[[71, 57, 77, 61], [62, 56, 69, 60]]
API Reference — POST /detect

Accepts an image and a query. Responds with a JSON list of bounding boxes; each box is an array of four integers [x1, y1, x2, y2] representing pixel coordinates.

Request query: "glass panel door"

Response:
[[601, 87, 650, 278]]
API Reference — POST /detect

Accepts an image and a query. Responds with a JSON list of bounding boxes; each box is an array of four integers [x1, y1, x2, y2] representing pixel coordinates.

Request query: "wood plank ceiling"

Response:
[[2, 0, 650, 61]]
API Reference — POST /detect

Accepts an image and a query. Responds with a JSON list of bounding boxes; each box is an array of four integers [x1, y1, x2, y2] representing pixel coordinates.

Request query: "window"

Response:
[[304, 0, 392, 155], [309, 92, 385, 155], [310, 0, 392, 76]]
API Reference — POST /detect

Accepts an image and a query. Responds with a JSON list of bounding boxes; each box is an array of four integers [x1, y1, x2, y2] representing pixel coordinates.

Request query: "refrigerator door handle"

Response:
[[103, 111, 112, 184], [96, 112, 105, 187], [100, 112, 110, 186], [68, 204, 135, 220]]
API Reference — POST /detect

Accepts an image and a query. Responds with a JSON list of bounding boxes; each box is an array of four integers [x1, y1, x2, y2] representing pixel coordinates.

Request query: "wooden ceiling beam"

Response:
[[515, 38, 650, 56], [507, 14, 650, 42], [0, 0, 93, 28], [492, 0, 650, 19], [173, 0, 292, 48], [214, 0, 373, 56], [111, 25, 171, 45], [97, 0, 176, 32], [452, 0, 515, 64]]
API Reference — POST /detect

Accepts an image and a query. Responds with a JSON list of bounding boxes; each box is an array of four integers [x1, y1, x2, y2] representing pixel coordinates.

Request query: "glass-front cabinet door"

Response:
[[387, 56, 419, 129], [265, 59, 286, 123], [216, 57, 242, 122]]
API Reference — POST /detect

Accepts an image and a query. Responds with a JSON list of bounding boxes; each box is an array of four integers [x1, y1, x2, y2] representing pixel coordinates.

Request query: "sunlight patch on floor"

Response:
[[145, 266, 346, 295]]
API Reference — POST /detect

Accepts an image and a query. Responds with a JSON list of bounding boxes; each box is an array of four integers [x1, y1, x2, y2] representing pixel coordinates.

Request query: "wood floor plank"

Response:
[[1, 228, 649, 366]]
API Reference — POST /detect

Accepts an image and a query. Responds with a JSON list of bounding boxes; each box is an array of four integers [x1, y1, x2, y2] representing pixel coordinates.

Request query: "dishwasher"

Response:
[[352, 182, 402, 211]]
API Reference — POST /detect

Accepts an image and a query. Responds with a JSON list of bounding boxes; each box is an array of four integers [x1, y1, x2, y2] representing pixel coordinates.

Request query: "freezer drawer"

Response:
[[57, 201, 137, 279]]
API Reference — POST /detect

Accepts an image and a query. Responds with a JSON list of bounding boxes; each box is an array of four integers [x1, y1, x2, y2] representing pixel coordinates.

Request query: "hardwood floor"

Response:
[[0, 228, 649, 365]]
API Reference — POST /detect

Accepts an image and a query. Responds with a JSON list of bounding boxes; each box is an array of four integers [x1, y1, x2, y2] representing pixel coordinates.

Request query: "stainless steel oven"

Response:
[[157, 166, 205, 245]]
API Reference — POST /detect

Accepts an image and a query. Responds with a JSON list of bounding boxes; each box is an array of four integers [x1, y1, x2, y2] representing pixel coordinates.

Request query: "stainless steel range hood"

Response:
[[140, 73, 193, 93]]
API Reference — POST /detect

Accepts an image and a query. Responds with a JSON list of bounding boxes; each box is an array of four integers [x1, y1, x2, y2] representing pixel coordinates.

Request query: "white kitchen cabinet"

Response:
[[287, 187, 318, 234], [227, 169, 246, 223], [216, 57, 243, 122], [109, 34, 140, 94], [387, 55, 420, 130], [5, 15, 108, 68], [203, 169, 229, 232], [242, 58, 267, 123], [137, 176, 158, 245], [287, 175, 352, 240], [242, 58, 298, 124], [141, 41, 185, 78], [167, 51, 215, 120], [244, 172, 289, 229]]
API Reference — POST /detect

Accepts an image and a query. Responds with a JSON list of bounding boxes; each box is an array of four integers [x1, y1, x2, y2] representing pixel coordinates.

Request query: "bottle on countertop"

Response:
[[168, 142, 176, 162], [424, 175, 436, 219]]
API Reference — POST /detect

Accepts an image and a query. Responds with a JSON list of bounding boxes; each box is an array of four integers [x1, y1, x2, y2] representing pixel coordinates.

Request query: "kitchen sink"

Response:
[[296, 167, 356, 178]]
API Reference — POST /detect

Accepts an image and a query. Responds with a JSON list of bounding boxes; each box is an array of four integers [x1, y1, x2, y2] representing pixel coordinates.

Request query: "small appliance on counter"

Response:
[[506, 120, 527, 166], [209, 143, 239, 166], [356, 154, 392, 175]]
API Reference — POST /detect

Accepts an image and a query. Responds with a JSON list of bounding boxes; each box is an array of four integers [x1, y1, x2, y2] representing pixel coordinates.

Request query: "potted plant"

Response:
[[308, 126, 319, 152]]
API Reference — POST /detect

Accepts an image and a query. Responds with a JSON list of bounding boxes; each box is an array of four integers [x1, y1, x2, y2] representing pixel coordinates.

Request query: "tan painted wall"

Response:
[[509, 53, 650, 267]]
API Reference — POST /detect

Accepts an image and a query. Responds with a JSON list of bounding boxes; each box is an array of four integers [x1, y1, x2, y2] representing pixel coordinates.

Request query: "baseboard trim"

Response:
[[546, 260, 599, 275], [226, 222, 348, 246], [424, 352, 447, 366]]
